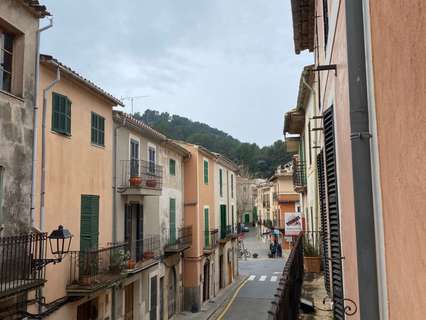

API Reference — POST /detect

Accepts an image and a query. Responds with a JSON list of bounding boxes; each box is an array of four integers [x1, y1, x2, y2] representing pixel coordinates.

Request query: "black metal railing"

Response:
[[164, 226, 192, 251], [220, 225, 235, 240], [120, 160, 163, 190], [204, 229, 219, 250], [68, 243, 127, 289], [292, 157, 306, 191], [268, 233, 304, 320], [127, 235, 161, 262], [0, 233, 47, 298]]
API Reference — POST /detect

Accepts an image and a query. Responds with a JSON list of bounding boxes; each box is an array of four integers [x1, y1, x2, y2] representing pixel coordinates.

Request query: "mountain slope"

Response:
[[133, 109, 291, 178]]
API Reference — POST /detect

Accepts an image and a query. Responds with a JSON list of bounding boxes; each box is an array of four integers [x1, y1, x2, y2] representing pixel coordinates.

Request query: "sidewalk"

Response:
[[174, 276, 247, 320]]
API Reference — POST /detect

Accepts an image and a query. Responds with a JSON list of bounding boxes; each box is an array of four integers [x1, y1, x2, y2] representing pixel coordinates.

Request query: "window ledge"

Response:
[[0, 89, 24, 102], [50, 130, 72, 139], [91, 143, 105, 150]]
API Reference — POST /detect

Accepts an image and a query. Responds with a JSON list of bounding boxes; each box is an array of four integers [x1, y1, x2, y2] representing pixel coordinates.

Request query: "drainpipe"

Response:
[[30, 19, 53, 229], [345, 0, 380, 318], [40, 67, 60, 231]]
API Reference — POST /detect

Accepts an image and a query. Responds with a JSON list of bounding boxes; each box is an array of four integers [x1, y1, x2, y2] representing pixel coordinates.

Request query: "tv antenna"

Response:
[[121, 95, 150, 114]]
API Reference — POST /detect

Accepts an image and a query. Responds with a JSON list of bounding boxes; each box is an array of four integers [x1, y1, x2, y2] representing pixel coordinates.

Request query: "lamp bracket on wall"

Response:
[[311, 127, 324, 131], [312, 64, 337, 76]]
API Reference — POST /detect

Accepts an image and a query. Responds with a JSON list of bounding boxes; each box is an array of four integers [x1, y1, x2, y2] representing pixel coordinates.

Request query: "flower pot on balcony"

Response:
[[143, 251, 154, 260], [304, 256, 321, 273], [129, 176, 142, 187], [127, 259, 136, 269], [146, 179, 157, 188]]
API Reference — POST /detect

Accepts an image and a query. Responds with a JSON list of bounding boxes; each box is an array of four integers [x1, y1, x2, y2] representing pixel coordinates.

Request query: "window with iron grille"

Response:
[[91, 112, 105, 146], [52, 92, 71, 135], [323, 106, 345, 319]]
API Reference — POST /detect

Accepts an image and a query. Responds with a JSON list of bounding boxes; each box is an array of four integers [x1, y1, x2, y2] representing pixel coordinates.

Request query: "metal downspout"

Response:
[[345, 0, 380, 318], [30, 19, 53, 229], [40, 67, 60, 231]]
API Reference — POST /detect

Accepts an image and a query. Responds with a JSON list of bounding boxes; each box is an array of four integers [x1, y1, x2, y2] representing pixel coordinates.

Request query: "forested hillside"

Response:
[[133, 110, 292, 178]]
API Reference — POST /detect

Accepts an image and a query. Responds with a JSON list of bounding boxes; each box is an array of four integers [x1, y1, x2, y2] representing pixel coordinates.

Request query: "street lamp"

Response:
[[48, 225, 72, 261], [32, 225, 73, 271]]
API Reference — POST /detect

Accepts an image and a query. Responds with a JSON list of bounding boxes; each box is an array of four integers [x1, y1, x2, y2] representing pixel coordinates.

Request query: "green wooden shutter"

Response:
[[170, 199, 176, 243], [204, 208, 209, 247], [65, 97, 71, 135], [52, 93, 71, 135], [220, 205, 227, 239], [231, 174, 234, 198], [219, 169, 223, 196], [231, 205, 234, 231], [204, 160, 209, 184], [169, 159, 176, 176], [80, 195, 99, 252]]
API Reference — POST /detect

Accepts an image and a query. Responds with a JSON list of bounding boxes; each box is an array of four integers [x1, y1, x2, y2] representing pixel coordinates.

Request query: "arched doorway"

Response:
[[168, 267, 177, 318]]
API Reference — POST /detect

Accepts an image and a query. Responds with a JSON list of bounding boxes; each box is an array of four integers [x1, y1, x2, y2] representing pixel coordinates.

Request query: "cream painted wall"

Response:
[[35, 64, 115, 316]]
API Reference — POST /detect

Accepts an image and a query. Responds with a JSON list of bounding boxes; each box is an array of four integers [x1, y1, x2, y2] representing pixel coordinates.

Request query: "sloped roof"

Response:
[[290, 0, 315, 54], [40, 54, 123, 107], [20, 0, 50, 17]]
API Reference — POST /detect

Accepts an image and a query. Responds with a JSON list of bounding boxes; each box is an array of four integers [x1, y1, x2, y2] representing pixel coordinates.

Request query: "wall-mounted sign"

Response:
[[284, 212, 302, 236]]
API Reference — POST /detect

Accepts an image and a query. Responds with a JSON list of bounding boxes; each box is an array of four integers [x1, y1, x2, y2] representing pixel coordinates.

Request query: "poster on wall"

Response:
[[284, 212, 302, 236]]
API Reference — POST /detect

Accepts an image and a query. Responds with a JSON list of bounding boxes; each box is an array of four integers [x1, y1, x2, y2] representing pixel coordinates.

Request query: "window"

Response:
[[169, 159, 176, 176], [0, 30, 13, 93], [52, 92, 71, 135], [204, 208, 209, 247], [91, 112, 105, 146], [231, 174, 234, 198], [323, 0, 329, 50], [148, 146, 156, 174], [219, 169, 223, 197], [130, 139, 140, 177], [203, 160, 209, 184]]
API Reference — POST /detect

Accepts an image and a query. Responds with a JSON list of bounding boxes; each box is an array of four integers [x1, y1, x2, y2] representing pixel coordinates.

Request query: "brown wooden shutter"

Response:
[[323, 106, 345, 319]]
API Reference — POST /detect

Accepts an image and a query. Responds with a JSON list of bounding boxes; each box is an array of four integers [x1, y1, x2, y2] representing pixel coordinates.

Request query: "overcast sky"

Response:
[[41, 1, 311, 146]]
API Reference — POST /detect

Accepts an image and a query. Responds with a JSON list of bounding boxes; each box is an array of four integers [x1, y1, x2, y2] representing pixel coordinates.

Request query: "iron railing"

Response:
[[204, 229, 219, 250], [127, 235, 161, 262], [0, 233, 47, 298], [292, 157, 306, 191], [68, 243, 127, 289], [164, 226, 192, 252], [268, 233, 304, 320], [220, 225, 237, 240], [120, 160, 163, 190]]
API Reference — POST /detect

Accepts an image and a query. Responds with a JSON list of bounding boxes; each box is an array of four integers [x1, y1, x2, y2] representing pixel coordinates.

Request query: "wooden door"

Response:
[[150, 276, 158, 320], [124, 283, 134, 320]]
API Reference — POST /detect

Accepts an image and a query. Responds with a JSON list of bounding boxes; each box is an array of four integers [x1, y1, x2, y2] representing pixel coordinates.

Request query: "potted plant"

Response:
[[129, 176, 142, 187], [143, 251, 154, 260], [110, 249, 130, 273], [127, 259, 136, 269], [303, 240, 321, 273], [146, 179, 157, 188]]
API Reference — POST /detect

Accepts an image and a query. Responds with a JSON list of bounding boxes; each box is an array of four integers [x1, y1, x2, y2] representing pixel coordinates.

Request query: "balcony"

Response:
[[0, 233, 47, 299], [220, 225, 238, 244], [125, 235, 161, 275], [67, 243, 128, 296], [164, 226, 192, 255], [203, 229, 219, 255], [119, 160, 163, 196], [292, 157, 307, 193]]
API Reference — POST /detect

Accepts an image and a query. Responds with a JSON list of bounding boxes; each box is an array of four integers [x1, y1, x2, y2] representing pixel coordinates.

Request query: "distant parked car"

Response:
[[241, 224, 250, 232]]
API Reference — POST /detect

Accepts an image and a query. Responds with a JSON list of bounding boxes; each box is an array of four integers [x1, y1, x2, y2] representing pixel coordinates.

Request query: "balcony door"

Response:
[[125, 203, 143, 261], [80, 195, 99, 251], [220, 205, 227, 239], [150, 275, 158, 320], [130, 138, 139, 177], [148, 146, 156, 174]]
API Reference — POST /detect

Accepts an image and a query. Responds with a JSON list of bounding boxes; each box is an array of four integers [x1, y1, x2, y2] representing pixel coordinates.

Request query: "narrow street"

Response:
[[220, 228, 287, 319]]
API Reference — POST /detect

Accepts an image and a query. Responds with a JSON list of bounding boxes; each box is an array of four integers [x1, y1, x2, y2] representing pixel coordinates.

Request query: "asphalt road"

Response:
[[223, 228, 287, 320]]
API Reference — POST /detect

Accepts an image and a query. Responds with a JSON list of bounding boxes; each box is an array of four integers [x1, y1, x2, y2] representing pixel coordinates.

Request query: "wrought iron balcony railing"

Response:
[[292, 158, 307, 192], [0, 233, 47, 299], [204, 229, 219, 252], [164, 226, 192, 253], [67, 243, 128, 295], [127, 235, 161, 263], [120, 160, 163, 190], [220, 225, 237, 241]]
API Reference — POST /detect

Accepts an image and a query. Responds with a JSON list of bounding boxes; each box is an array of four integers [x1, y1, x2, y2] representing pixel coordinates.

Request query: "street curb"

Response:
[[207, 275, 249, 320]]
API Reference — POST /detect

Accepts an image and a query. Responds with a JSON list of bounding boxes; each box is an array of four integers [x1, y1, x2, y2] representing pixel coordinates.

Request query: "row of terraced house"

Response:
[[0, 1, 238, 319], [281, 0, 425, 320]]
